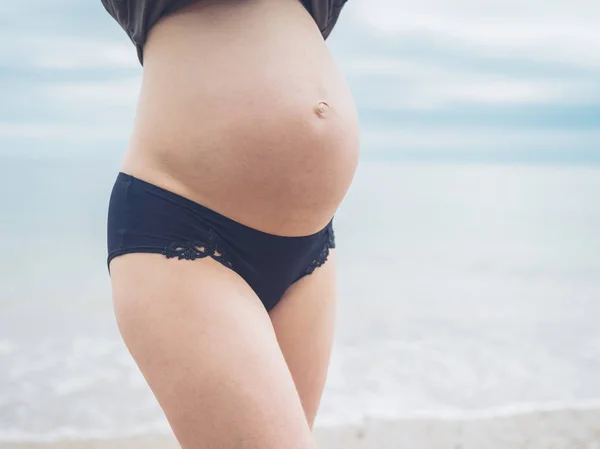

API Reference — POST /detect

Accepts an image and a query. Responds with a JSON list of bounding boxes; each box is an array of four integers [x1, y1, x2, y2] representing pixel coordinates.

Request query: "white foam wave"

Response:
[[316, 398, 600, 426], [0, 420, 171, 444], [2, 400, 600, 443]]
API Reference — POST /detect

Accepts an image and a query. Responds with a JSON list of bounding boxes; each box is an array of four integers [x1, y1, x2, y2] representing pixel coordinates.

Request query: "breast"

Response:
[[122, 0, 360, 236]]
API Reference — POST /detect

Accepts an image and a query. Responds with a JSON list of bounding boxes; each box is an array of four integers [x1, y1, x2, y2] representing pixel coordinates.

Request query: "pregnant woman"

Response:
[[102, 0, 359, 447]]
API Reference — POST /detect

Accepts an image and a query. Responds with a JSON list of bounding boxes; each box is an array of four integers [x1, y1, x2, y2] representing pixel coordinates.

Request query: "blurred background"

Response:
[[1, 0, 599, 446]]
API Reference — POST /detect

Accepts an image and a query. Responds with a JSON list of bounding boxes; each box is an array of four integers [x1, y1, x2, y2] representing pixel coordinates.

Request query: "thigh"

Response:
[[109, 253, 316, 449], [269, 250, 337, 428]]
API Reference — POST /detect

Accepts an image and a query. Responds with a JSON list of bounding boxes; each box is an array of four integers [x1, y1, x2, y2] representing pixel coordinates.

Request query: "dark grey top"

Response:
[[101, 0, 349, 65]]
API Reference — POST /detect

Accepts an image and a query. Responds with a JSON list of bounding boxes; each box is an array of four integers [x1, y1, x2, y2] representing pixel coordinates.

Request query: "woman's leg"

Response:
[[269, 251, 337, 428], [110, 253, 316, 449]]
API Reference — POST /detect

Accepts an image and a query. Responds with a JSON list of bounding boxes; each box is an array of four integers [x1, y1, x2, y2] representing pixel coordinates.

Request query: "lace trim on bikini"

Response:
[[303, 225, 336, 276], [161, 229, 233, 268]]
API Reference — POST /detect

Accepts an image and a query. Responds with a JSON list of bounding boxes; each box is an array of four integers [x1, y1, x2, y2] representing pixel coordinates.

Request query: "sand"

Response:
[[2, 408, 600, 449]]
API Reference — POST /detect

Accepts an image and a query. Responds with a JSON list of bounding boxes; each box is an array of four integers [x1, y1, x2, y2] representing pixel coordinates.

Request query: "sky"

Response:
[[0, 0, 599, 163]]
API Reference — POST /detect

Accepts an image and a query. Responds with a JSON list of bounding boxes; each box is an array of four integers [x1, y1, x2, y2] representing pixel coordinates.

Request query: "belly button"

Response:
[[315, 101, 330, 117]]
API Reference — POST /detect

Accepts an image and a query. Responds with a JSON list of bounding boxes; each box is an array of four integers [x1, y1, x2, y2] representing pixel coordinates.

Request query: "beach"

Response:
[[3, 408, 600, 449], [3, 0, 600, 444], [2, 161, 600, 448]]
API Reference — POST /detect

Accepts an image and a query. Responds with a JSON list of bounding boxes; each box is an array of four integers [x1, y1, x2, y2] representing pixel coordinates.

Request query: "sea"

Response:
[[1, 156, 599, 443]]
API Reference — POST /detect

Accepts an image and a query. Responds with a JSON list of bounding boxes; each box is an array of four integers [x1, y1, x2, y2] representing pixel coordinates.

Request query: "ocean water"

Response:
[[1, 157, 600, 442]]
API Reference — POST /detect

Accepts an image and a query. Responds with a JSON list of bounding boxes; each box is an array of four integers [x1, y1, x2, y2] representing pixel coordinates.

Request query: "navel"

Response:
[[315, 101, 330, 117]]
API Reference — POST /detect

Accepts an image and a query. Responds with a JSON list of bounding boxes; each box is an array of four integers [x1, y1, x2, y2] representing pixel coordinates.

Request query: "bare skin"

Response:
[[122, 0, 359, 235], [109, 0, 359, 447], [270, 251, 338, 428]]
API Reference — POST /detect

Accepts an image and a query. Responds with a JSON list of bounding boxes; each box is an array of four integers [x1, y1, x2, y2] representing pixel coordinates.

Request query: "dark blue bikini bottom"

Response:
[[107, 172, 335, 311]]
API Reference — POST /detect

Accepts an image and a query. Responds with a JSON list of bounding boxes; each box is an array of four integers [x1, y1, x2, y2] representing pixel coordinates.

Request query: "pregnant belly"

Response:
[[122, 0, 360, 236]]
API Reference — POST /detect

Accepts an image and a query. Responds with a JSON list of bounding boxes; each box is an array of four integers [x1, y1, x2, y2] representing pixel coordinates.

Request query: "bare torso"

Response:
[[122, 0, 360, 236]]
